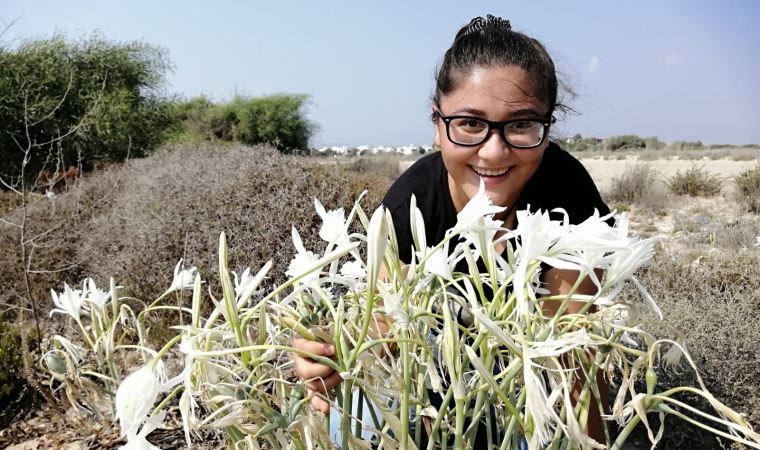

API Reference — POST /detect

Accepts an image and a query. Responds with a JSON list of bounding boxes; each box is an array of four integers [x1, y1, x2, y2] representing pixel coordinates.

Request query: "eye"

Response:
[[452, 117, 487, 133], [511, 121, 535, 130], [507, 120, 541, 133]]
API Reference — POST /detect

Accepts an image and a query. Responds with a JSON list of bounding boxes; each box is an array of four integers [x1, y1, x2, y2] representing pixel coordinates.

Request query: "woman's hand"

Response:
[[292, 337, 341, 414]]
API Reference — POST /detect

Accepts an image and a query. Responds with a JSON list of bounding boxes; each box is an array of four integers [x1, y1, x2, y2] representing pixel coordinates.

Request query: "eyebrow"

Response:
[[448, 107, 547, 118]]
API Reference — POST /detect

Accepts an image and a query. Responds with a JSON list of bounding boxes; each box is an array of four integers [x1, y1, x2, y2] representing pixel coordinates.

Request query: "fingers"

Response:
[[291, 337, 342, 413], [310, 392, 331, 414], [292, 337, 335, 357], [292, 342, 336, 380], [305, 369, 342, 392]]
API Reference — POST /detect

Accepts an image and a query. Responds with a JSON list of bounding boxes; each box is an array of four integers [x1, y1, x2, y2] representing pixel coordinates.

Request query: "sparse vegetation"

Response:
[[621, 246, 760, 449], [735, 163, 760, 213], [605, 162, 657, 203], [604, 163, 668, 215], [667, 165, 722, 196]]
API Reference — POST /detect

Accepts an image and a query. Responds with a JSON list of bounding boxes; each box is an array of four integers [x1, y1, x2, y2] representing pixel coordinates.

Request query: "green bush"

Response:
[[667, 165, 722, 196], [0, 34, 178, 182], [603, 134, 647, 152], [170, 95, 215, 142], [230, 94, 316, 152], [735, 163, 760, 213], [171, 94, 316, 153]]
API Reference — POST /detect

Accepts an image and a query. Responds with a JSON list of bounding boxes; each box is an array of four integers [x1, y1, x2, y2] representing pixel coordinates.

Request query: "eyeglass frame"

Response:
[[433, 110, 556, 149]]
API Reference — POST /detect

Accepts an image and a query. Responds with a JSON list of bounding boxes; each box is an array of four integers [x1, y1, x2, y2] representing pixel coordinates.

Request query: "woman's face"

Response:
[[434, 66, 550, 214]]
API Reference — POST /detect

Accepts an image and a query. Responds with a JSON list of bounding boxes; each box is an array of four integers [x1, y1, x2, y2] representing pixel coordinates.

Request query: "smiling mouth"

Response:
[[471, 166, 510, 177]]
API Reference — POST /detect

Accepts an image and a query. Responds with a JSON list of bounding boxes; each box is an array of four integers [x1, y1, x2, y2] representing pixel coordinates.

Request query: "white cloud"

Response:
[[663, 52, 685, 65], [586, 56, 600, 74]]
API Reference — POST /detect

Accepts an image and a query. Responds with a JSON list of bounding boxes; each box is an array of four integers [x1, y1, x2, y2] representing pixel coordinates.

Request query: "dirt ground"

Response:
[[577, 156, 759, 193]]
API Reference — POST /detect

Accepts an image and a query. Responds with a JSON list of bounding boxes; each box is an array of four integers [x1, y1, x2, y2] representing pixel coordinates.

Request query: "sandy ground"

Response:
[[577, 157, 759, 192], [400, 156, 759, 194]]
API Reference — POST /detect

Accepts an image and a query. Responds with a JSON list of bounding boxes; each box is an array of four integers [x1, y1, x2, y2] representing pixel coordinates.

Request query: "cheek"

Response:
[[515, 146, 547, 171]]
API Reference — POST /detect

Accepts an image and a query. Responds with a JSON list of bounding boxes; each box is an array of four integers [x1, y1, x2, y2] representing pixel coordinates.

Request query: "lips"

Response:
[[471, 165, 510, 177]]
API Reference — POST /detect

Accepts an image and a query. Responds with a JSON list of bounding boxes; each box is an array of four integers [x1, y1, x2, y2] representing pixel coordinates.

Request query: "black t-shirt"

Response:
[[381, 142, 611, 264]]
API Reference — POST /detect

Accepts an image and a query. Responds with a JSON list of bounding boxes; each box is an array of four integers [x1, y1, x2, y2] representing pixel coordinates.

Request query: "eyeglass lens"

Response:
[[448, 118, 545, 147]]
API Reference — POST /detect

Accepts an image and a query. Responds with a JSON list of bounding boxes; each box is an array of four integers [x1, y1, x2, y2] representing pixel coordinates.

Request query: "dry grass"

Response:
[[0, 142, 394, 318], [735, 163, 760, 213], [603, 163, 669, 216]]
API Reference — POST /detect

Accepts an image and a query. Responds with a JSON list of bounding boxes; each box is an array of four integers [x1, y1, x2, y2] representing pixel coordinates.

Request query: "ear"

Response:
[[431, 107, 441, 149], [433, 127, 441, 149]]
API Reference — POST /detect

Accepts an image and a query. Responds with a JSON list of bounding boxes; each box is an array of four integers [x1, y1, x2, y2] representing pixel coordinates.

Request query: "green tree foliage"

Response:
[[174, 94, 316, 153], [0, 34, 178, 182]]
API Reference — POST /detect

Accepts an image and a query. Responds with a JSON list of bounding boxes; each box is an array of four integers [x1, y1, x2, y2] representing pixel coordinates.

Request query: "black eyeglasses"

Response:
[[434, 111, 555, 149]]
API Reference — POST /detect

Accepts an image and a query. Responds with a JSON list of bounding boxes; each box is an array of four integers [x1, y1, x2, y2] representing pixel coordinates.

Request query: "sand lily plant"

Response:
[[44, 186, 760, 449]]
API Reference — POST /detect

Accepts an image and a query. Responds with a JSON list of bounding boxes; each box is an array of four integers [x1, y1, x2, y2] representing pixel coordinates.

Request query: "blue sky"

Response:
[[2, 1, 759, 147]]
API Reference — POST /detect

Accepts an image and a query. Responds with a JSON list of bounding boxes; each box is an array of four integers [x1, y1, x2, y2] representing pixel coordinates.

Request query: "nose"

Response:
[[478, 128, 512, 160]]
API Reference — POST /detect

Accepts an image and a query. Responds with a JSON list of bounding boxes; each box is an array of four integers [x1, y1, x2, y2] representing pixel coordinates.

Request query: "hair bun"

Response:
[[456, 15, 512, 40]]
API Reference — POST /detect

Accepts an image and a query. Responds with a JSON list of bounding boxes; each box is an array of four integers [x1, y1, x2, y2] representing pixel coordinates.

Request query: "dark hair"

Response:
[[433, 15, 574, 119]]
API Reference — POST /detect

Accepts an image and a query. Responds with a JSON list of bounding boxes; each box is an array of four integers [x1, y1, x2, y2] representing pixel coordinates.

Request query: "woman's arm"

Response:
[[542, 267, 609, 444]]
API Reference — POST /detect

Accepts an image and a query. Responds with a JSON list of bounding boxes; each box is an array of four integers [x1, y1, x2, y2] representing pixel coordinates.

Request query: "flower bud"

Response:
[[646, 367, 657, 396], [44, 353, 67, 375]]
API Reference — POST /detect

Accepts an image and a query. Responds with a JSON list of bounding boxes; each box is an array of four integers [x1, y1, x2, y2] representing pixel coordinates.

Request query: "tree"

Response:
[[231, 94, 316, 153], [0, 34, 177, 184]]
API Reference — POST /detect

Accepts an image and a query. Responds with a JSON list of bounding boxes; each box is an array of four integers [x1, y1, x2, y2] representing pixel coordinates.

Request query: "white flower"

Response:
[[167, 259, 197, 293], [115, 364, 161, 438], [118, 411, 166, 450], [45, 190, 55, 199], [409, 195, 427, 252], [511, 208, 563, 316], [83, 278, 111, 311], [366, 206, 389, 287], [453, 178, 506, 232], [285, 227, 321, 285], [755, 236, 760, 247], [339, 260, 365, 279], [50, 283, 85, 322], [232, 267, 255, 298], [314, 198, 350, 246], [417, 245, 454, 281]]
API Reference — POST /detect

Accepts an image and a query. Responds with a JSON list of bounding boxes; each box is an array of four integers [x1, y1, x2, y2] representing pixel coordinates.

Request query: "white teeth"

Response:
[[472, 166, 509, 177]]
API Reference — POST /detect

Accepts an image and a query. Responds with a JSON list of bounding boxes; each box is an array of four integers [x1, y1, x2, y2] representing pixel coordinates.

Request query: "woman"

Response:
[[293, 14, 610, 444]]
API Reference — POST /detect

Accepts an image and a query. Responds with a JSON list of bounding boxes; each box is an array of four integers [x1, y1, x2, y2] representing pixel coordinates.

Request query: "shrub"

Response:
[[346, 154, 403, 181], [171, 96, 215, 142], [0, 34, 178, 182], [667, 165, 722, 196], [605, 163, 659, 204], [604, 163, 668, 214], [620, 249, 760, 449], [603, 134, 647, 152], [0, 143, 392, 318], [735, 163, 760, 213], [174, 94, 317, 153], [72, 143, 390, 301]]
